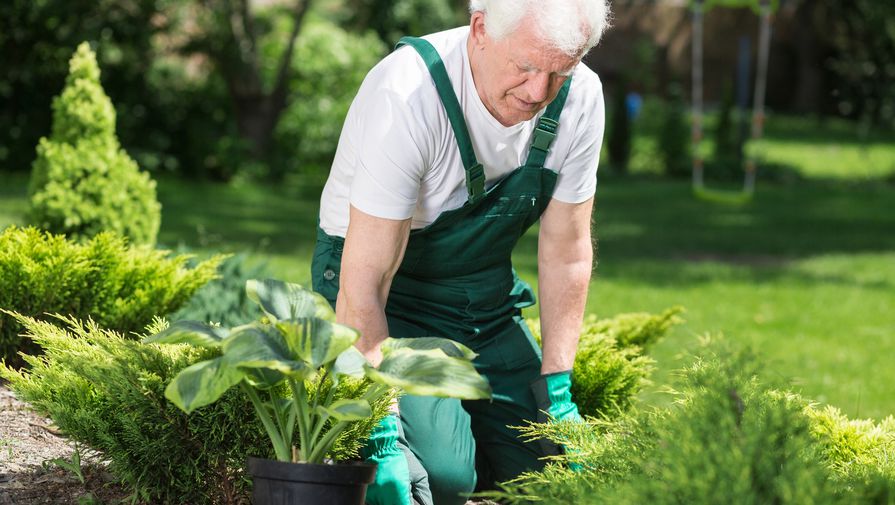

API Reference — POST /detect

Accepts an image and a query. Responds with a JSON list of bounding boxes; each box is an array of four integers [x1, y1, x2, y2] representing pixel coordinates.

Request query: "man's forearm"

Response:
[[336, 288, 391, 366], [538, 248, 592, 374], [337, 206, 411, 366]]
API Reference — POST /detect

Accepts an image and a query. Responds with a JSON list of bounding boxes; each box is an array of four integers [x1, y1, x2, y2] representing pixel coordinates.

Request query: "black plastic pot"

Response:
[[247, 457, 377, 505]]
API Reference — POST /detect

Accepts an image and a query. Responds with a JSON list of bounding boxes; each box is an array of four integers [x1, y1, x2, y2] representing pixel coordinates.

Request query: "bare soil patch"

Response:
[[0, 384, 130, 504]]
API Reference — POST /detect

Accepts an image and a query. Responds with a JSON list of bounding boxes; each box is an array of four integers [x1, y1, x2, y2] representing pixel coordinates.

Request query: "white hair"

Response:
[[469, 0, 611, 57]]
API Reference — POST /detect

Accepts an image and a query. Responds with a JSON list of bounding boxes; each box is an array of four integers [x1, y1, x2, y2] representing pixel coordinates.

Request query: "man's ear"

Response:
[[469, 11, 488, 48]]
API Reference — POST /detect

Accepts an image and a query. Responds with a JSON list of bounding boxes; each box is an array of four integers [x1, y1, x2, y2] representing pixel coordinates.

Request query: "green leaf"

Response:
[[165, 357, 245, 413], [382, 337, 478, 360], [142, 320, 229, 348], [246, 279, 335, 322], [223, 325, 311, 379], [317, 399, 372, 421], [276, 318, 359, 369], [367, 349, 491, 400], [332, 346, 368, 383]]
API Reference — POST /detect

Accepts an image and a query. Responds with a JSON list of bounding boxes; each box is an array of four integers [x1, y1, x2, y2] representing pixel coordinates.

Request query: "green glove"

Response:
[[362, 415, 412, 505], [530, 370, 583, 462]]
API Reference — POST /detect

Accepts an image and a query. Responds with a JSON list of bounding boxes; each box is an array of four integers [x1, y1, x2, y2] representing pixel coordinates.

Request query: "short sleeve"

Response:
[[551, 77, 605, 204], [349, 89, 429, 220]]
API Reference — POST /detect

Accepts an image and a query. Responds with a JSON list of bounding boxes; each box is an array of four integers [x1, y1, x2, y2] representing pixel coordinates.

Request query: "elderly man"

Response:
[[312, 1, 609, 503]]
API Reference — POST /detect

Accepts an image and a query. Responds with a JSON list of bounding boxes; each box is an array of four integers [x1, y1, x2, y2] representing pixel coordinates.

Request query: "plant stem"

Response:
[[288, 378, 310, 461], [306, 421, 349, 464], [268, 389, 291, 458], [241, 383, 291, 462]]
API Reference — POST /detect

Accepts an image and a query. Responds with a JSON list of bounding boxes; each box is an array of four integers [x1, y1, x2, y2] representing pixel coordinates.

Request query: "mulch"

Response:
[[0, 384, 131, 504]]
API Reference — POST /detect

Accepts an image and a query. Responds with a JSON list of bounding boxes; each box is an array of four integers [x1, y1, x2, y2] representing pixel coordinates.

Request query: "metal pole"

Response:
[[745, 0, 772, 194], [691, 0, 704, 189]]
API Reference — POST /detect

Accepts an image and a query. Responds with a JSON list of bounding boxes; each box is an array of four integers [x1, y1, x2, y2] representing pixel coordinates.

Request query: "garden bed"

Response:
[[0, 383, 131, 505]]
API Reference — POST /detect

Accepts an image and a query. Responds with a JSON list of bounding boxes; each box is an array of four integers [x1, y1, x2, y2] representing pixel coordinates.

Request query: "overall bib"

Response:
[[312, 37, 571, 505]]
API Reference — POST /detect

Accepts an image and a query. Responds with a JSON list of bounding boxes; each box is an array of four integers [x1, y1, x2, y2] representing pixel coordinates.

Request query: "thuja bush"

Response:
[[0, 315, 390, 504], [487, 340, 895, 505], [527, 307, 683, 417], [28, 42, 160, 245], [0, 226, 221, 364]]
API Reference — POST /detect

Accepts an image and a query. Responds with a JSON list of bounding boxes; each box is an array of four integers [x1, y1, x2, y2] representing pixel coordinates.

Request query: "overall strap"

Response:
[[396, 36, 485, 203], [524, 77, 573, 168]]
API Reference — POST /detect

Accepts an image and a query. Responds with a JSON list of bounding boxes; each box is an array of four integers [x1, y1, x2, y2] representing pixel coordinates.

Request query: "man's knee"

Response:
[[426, 460, 476, 505]]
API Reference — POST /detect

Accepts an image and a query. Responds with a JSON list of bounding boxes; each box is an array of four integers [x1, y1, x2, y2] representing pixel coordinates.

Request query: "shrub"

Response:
[[0, 314, 390, 504], [526, 308, 683, 417], [28, 42, 161, 245], [658, 83, 692, 178], [172, 252, 268, 327], [809, 404, 895, 486], [0, 226, 221, 365], [484, 340, 895, 505]]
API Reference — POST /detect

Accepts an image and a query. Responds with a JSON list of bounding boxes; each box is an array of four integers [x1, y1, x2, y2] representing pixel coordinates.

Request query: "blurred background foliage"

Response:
[[1, 0, 893, 183]]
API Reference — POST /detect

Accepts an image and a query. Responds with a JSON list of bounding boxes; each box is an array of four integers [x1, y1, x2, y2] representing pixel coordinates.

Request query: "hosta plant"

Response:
[[145, 278, 491, 464]]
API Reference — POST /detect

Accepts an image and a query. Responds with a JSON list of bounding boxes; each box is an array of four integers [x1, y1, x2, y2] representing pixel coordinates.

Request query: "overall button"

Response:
[[323, 269, 336, 281]]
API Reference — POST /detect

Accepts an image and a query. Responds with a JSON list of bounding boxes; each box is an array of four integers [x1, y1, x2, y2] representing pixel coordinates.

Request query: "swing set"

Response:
[[690, 0, 777, 204]]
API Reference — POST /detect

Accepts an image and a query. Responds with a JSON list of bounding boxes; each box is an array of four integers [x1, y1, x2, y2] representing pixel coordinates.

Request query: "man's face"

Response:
[[469, 12, 582, 127]]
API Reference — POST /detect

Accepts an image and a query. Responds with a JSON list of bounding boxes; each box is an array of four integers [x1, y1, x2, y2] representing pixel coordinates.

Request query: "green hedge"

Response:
[[0, 226, 221, 365], [1, 314, 389, 504]]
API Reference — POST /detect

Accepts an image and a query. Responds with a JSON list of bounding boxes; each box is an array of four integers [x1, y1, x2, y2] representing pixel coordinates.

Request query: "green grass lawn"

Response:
[[2, 115, 894, 419]]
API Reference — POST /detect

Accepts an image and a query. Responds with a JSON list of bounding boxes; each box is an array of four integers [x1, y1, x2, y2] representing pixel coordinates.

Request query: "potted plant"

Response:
[[144, 278, 491, 505]]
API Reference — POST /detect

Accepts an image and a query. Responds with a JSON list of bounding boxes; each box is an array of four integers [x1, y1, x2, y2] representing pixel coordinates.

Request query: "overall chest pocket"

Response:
[[482, 194, 542, 218]]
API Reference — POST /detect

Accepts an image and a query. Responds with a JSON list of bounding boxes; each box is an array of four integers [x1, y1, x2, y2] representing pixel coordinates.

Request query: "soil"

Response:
[[0, 384, 131, 504]]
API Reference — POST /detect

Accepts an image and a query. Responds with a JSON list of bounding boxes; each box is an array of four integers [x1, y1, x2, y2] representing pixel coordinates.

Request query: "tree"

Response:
[[177, 0, 315, 161]]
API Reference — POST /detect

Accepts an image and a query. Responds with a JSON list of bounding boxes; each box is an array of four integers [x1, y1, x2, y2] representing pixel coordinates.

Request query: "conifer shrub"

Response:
[[526, 307, 683, 417], [809, 404, 895, 492], [28, 42, 161, 245], [0, 314, 389, 504], [0, 226, 221, 364], [484, 341, 895, 505]]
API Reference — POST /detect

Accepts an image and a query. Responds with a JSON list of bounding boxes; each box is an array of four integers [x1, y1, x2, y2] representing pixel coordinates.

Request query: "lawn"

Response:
[[2, 115, 894, 420]]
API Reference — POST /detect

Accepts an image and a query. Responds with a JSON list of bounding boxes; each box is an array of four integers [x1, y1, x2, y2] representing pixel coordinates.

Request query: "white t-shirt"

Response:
[[319, 26, 605, 237]]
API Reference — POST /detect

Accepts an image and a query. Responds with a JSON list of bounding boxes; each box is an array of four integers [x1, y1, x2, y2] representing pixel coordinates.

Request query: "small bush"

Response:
[[0, 314, 390, 504], [526, 308, 683, 417], [172, 252, 268, 327], [0, 226, 221, 365], [658, 84, 692, 178], [28, 42, 161, 245]]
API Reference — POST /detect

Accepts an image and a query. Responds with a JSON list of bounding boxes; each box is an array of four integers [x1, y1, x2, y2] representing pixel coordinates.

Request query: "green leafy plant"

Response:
[[28, 42, 161, 245], [145, 279, 492, 464], [0, 225, 222, 365], [48, 442, 85, 484]]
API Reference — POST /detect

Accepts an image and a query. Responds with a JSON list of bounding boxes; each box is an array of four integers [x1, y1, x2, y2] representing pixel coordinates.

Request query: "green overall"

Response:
[[312, 37, 571, 505]]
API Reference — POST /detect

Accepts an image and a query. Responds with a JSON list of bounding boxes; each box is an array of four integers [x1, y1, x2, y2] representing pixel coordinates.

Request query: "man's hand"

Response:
[[530, 370, 584, 470], [337, 205, 411, 365], [362, 415, 412, 505]]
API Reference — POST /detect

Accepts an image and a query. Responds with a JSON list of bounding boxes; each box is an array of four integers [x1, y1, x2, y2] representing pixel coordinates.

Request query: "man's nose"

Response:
[[524, 72, 551, 103]]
